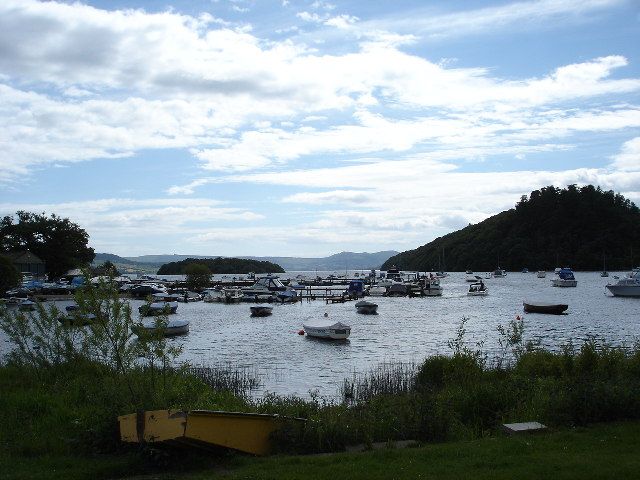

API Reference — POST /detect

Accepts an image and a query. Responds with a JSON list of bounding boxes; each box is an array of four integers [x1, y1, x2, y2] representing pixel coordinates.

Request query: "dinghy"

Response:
[[523, 300, 568, 315]]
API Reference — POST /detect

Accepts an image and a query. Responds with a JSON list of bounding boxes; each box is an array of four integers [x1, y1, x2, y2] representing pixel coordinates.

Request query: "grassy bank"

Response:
[[1, 421, 639, 479]]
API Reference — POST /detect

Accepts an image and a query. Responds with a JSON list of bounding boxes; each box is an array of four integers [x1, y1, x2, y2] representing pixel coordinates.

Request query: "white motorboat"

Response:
[[492, 268, 507, 278], [133, 318, 189, 337], [435, 271, 449, 278], [606, 271, 640, 297], [250, 304, 273, 316], [222, 288, 244, 303], [423, 276, 443, 296], [242, 275, 289, 296], [368, 285, 387, 296], [468, 281, 488, 296], [384, 266, 403, 283], [536, 271, 547, 278], [465, 274, 480, 282], [203, 288, 225, 303], [355, 300, 378, 314], [303, 320, 351, 340], [551, 268, 577, 287]]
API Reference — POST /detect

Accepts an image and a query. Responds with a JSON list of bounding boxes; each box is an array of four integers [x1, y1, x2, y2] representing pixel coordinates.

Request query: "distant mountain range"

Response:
[[93, 250, 399, 273]]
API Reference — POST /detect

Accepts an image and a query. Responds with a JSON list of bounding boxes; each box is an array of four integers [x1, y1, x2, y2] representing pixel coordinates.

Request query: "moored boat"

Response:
[[18, 299, 36, 311], [355, 300, 378, 314], [303, 319, 351, 340], [138, 298, 179, 316], [523, 300, 568, 314], [58, 313, 97, 326], [368, 285, 387, 296], [468, 280, 488, 296], [423, 275, 443, 296], [250, 305, 273, 317], [536, 271, 546, 278], [132, 318, 190, 337], [606, 271, 640, 297], [551, 268, 577, 287]]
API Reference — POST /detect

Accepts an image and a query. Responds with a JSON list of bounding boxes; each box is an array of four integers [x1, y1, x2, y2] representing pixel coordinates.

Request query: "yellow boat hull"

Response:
[[118, 409, 302, 456]]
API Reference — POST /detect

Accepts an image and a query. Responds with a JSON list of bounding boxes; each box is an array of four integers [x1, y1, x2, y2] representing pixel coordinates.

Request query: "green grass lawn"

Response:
[[205, 421, 640, 480], [2, 421, 639, 480]]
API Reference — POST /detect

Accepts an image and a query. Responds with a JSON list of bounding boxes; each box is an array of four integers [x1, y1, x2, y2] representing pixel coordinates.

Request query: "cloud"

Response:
[[359, 0, 625, 40], [282, 190, 375, 205], [0, 1, 638, 182], [610, 137, 640, 172]]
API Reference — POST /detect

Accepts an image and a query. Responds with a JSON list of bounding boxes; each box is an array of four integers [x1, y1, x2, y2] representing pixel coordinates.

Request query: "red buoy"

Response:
[[516, 315, 521, 320], [298, 329, 305, 335]]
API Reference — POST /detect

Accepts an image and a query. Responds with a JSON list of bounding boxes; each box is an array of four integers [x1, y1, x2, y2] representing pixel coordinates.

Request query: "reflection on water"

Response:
[[2, 271, 639, 398]]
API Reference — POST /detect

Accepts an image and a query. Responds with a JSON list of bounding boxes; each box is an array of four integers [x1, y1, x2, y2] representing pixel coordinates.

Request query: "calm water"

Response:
[[3, 271, 639, 398]]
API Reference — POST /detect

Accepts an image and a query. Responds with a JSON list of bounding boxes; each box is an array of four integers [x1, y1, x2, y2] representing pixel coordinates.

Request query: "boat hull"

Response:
[[118, 409, 304, 456], [250, 306, 273, 316], [356, 306, 377, 314], [523, 302, 568, 314], [303, 325, 350, 340], [551, 279, 577, 287], [606, 285, 640, 297]]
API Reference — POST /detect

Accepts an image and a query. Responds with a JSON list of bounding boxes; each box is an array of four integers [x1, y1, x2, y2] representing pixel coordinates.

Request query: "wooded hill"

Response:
[[157, 257, 285, 275], [382, 185, 640, 272]]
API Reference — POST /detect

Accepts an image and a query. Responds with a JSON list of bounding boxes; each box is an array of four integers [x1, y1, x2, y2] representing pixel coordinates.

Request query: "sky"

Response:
[[0, 0, 639, 257]]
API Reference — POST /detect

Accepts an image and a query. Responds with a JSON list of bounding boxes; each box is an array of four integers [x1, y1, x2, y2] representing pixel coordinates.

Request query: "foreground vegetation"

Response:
[[383, 184, 640, 271], [1, 281, 640, 478]]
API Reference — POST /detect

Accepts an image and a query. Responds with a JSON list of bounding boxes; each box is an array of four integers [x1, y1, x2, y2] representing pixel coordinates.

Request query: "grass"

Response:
[[1, 421, 638, 480], [197, 421, 640, 480]]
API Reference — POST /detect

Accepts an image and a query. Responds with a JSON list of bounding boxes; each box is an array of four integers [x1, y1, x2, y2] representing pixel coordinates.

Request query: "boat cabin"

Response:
[[385, 266, 402, 282], [251, 275, 287, 292]]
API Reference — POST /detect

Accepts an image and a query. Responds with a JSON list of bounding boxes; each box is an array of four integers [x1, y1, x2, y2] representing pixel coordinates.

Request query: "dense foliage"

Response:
[[0, 211, 95, 278], [185, 263, 211, 290], [382, 185, 640, 271], [157, 257, 285, 274], [0, 255, 21, 293]]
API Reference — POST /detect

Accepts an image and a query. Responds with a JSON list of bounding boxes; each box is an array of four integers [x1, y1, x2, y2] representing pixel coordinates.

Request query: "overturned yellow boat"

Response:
[[118, 409, 303, 456]]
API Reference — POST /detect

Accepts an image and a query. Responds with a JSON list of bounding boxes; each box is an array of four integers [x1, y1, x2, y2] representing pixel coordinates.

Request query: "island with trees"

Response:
[[157, 257, 285, 275], [382, 185, 640, 272]]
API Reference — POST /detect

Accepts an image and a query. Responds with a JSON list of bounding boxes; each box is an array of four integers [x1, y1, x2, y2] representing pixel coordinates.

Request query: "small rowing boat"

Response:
[[523, 300, 568, 315]]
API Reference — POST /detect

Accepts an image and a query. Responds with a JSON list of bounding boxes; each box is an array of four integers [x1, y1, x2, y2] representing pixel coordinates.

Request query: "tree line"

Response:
[[382, 185, 640, 272], [157, 257, 285, 275]]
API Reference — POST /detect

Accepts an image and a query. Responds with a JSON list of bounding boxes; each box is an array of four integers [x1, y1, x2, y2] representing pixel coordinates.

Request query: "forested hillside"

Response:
[[382, 185, 640, 272]]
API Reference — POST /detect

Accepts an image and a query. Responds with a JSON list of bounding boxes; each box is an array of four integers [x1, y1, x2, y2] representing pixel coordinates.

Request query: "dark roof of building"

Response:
[[2, 250, 45, 264]]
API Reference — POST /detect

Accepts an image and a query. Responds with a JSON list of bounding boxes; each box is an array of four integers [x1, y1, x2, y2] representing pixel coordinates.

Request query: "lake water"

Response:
[[2, 271, 639, 398]]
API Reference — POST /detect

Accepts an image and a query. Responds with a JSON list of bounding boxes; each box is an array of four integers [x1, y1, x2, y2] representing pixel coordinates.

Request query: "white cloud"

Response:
[[610, 137, 640, 171], [324, 14, 358, 29], [360, 0, 625, 40], [296, 11, 324, 23]]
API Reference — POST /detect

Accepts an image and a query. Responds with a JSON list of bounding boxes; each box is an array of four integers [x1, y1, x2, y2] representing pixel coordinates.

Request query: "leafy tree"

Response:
[[96, 260, 120, 277], [185, 263, 211, 291], [0, 255, 22, 293], [0, 211, 95, 278]]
